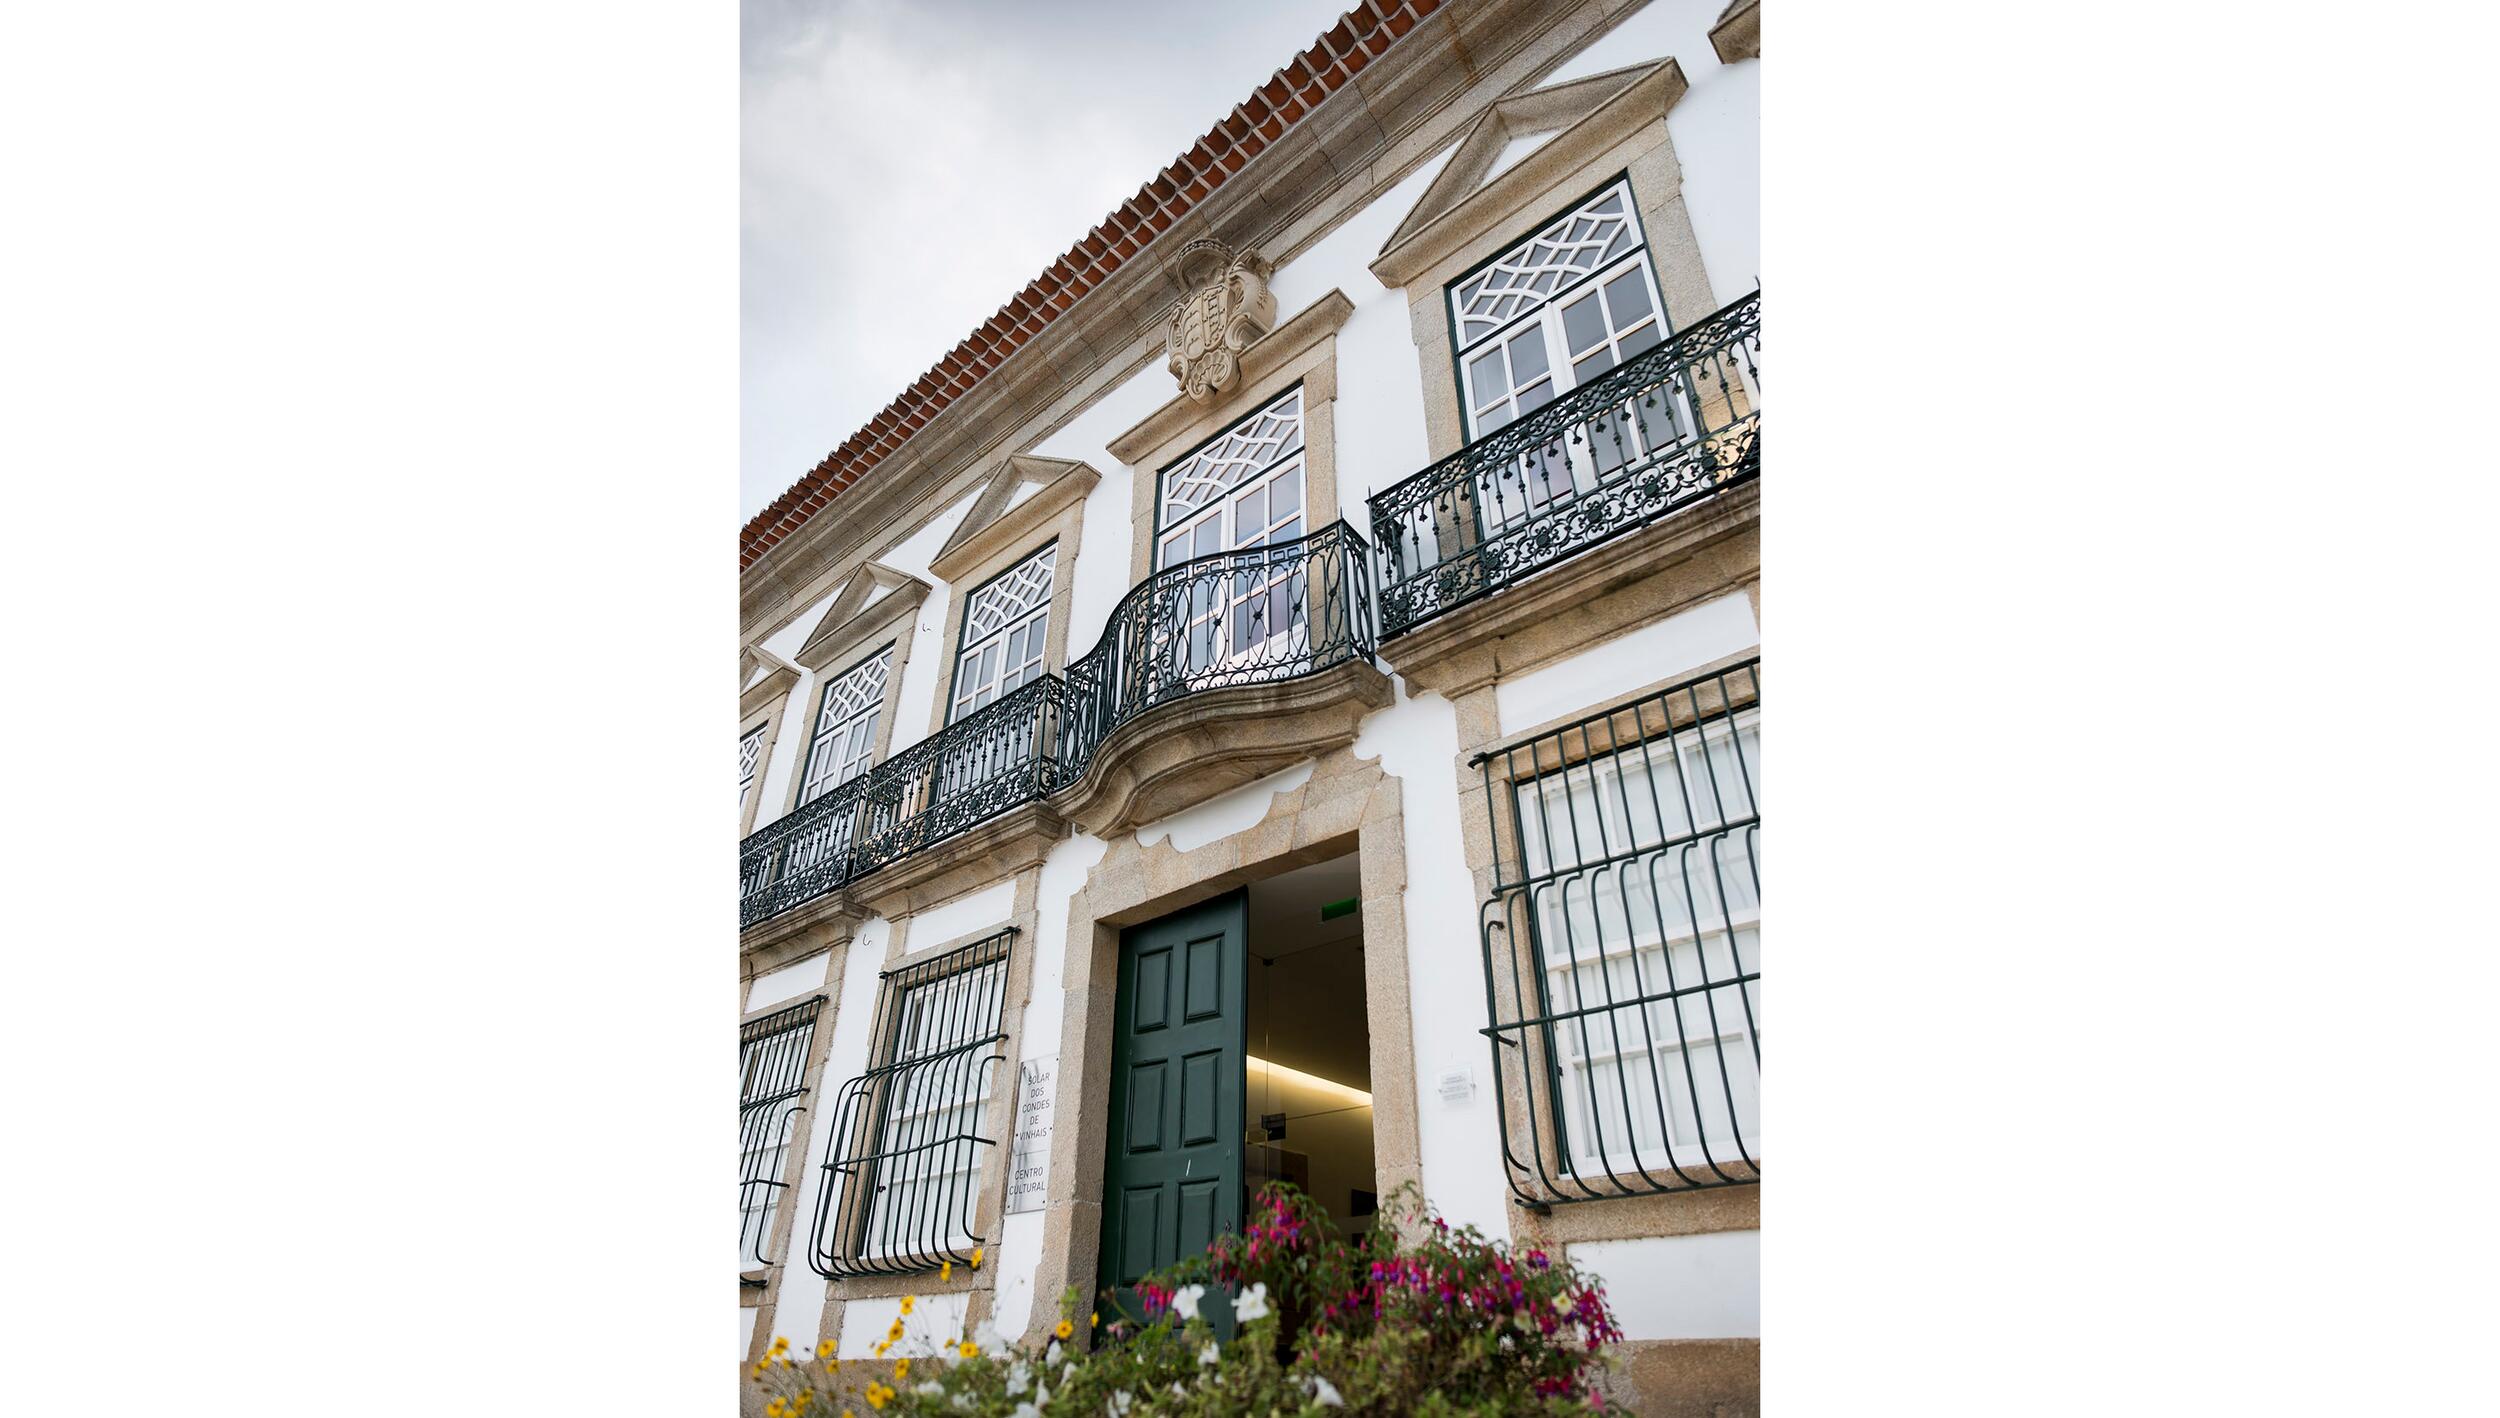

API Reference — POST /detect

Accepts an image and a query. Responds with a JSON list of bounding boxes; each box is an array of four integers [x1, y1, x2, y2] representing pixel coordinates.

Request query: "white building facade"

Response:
[[737, 2, 1761, 1411]]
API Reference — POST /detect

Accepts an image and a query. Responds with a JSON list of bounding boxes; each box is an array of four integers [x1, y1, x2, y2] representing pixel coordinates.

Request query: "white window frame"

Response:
[[796, 644, 892, 807], [1153, 386, 1310, 674], [738, 721, 769, 816], [948, 543, 1056, 724], [1448, 178, 1685, 528]]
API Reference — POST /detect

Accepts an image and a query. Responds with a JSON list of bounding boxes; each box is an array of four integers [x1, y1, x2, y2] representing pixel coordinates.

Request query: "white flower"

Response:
[[1172, 1283, 1206, 1322], [1310, 1375, 1345, 1408], [1171, 1383, 1189, 1399], [1007, 1360, 1032, 1395], [1061, 1362, 1077, 1385], [974, 1319, 1001, 1350], [1197, 1340, 1220, 1366], [1106, 1391, 1134, 1417], [916, 1381, 943, 1396], [1032, 1382, 1049, 1408], [1234, 1281, 1271, 1323], [1046, 1340, 1062, 1366], [951, 1395, 972, 1411], [1012, 1406, 1039, 1418]]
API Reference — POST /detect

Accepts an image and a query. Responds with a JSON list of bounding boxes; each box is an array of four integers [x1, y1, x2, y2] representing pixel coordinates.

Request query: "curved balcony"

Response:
[[740, 522, 1385, 928], [1054, 519, 1386, 834], [1369, 289, 1761, 640]]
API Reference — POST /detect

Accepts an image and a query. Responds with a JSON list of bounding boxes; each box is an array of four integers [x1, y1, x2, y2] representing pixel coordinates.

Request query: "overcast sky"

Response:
[[742, 0, 1354, 521]]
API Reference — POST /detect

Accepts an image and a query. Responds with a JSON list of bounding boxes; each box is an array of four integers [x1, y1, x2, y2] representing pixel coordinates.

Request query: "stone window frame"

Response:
[[777, 571, 929, 824], [738, 650, 801, 837], [737, 980, 844, 1339], [922, 462, 1096, 741], [1370, 60, 1718, 467], [811, 887, 1045, 1333], [1106, 289, 1355, 588]]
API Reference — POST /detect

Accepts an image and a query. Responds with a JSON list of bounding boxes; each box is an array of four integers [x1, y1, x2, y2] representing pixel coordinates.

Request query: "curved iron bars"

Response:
[[1474, 660, 1760, 1209], [738, 523, 1377, 929], [1371, 289, 1760, 639], [808, 930, 1015, 1278], [738, 996, 826, 1271], [1060, 519, 1375, 773]]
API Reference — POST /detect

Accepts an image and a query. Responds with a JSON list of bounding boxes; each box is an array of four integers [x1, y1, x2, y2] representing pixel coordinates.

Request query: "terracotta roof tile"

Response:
[[739, 0, 1445, 570]]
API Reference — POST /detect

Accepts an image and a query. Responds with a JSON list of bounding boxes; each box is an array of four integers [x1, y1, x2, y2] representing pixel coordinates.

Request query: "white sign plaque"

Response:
[[1004, 1054, 1056, 1215]]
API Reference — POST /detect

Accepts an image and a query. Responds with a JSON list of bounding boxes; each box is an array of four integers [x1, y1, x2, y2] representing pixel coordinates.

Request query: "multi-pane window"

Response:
[[1515, 710, 1761, 1176], [1447, 180, 1682, 522], [796, 646, 892, 806], [738, 723, 768, 814], [811, 930, 1014, 1277], [1154, 387, 1308, 671], [1476, 662, 1763, 1204], [738, 997, 824, 1268], [949, 545, 1056, 723]]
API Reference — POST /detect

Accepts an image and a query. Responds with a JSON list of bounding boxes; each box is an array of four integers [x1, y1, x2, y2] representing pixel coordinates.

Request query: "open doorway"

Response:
[[1243, 853, 1377, 1239]]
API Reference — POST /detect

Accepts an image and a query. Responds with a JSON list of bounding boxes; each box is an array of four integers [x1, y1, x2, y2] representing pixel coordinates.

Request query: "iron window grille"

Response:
[[1475, 659, 1761, 1209], [949, 544, 1057, 724], [809, 929, 1015, 1278], [739, 996, 827, 1270]]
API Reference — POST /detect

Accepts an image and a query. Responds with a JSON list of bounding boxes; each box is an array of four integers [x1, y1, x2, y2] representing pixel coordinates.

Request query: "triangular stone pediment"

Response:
[[739, 644, 802, 717], [1373, 60, 1686, 284], [929, 454, 1099, 586], [793, 563, 930, 672]]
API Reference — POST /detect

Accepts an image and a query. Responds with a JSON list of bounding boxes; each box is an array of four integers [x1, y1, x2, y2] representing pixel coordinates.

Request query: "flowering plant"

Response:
[[748, 1183, 1625, 1415]]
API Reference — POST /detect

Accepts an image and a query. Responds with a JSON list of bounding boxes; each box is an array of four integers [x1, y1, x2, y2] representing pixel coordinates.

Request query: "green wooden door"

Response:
[[1099, 889, 1247, 1331]]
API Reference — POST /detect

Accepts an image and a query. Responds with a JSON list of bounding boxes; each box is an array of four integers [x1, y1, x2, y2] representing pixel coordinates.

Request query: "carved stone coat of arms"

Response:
[[1162, 237, 1277, 404]]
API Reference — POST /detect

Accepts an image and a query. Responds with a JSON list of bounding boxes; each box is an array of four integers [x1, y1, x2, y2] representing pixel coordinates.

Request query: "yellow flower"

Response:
[[899, 1296, 915, 1316], [816, 1339, 834, 1360], [893, 1358, 910, 1380], [940, 1261, 953, 1281], [765, 1401, 785, 1418], [1090, 1311, 1100, 1328], [865, 1384, 890, 1411], [873, 1341, 888, 1358], [969, 1247, 984, 1270], [771, 1335, 789, 1354], [887, 1319, 904, 1342], [958, 1340, 979, 1359], [1054, 1319, 1073, 1340]]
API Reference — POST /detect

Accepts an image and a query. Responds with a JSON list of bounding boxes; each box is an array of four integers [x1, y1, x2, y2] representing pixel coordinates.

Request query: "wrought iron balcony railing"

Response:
[[1370, 290, 1760, 639], [850, 676, 1066, 878], [739, 522, 1379, 928], [1060, 519, 1375, 772], [739, 773, 868, 928], [738, 681, 1064, 928]]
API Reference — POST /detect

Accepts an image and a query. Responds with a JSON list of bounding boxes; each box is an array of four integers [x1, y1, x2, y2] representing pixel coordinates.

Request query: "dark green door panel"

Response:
[[1099, 889, 1245, 1332]]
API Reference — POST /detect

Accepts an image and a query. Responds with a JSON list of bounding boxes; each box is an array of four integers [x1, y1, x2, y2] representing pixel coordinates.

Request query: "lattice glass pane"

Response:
[[739, 724, 767, 810], [962, 546, 1056, 641], [1158, 388, 1304, 531], [1450, 184, 1639, 349], [799, 646, 892, 805]]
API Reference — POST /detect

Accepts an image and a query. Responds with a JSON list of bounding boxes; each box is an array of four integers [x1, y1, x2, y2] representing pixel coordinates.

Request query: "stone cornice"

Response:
[[740, 654, 801, 722], [1106, 289, 1353, 467], [1370, 59, 1687, 290], [1710, 0, 1761, 65]]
